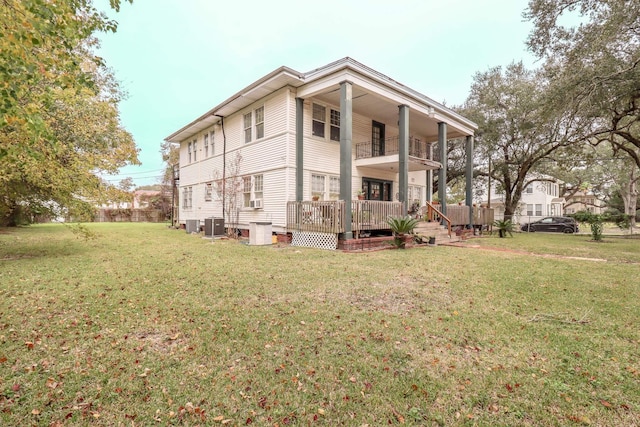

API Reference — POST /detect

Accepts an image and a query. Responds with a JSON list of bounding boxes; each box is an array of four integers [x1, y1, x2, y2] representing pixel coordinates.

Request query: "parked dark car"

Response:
[[520, 216, 579, 233]]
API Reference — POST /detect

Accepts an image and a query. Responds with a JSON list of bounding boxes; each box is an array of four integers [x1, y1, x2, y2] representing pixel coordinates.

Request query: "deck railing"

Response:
[[355, 136, 436, 161], [286, 200, 345, 234], [286, 200, 404, 235], [352, 200, 403, 236]]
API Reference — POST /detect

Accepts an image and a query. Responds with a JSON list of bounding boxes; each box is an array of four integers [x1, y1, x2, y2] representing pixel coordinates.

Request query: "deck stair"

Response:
[[413, 220, 460, 244]]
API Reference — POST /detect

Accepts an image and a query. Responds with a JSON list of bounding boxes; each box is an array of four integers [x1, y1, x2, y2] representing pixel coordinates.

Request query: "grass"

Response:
[[0, 223, 638, 426]]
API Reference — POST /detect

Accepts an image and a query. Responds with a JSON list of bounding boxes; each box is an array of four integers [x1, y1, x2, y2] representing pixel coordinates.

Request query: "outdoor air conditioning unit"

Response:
[[250, 199, 263, 209], [185, 219, 199, 234]]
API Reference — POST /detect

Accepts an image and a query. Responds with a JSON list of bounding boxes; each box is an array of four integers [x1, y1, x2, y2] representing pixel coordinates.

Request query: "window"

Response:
[[209, 131, 215, 156], [243, 107, 265, 143], [329, 176, 340, 200], [205, 182, 212, 201], [525, 184, 533, 194], [187, 142, 192, 163], [312, 103, 325, 137], [182, 186, 193, 208], [526, 204, 534, 216], [311, 173, 340, 200], [192, 139, 197, 161], [311, 174, 325, 199], [244, 112, 252, 143], [242, 174, 263, 207], [312, 103, 340, 141], [408, 185, 423, 203], [535, 204, 543, 216], [255, 106, 264, 139], [253, 174, 263, 200], [330, 109, 340, 141], [204, 133, 209, 157]]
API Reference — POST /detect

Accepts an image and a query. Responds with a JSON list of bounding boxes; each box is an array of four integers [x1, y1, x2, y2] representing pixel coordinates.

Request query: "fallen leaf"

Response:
[[600, 400, 612, 408], [31, 409, 40, 415]]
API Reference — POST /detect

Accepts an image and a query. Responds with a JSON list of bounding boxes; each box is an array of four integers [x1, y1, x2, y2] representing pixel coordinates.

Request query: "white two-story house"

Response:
[[484, 175, 566, 224], [165, 58, 477, 249]]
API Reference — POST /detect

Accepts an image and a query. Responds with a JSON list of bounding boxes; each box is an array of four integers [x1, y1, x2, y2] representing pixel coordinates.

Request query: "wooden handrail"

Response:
[[423, 201, 452, 239]]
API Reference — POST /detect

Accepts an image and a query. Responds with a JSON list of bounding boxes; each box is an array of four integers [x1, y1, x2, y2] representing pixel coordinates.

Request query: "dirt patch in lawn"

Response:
[[453, 243, 608, 262]]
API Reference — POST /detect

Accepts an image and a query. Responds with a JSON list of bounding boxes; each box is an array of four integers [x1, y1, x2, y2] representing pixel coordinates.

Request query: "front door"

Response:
[[372, 121, 385, 157], [362, 178, 392, 201]]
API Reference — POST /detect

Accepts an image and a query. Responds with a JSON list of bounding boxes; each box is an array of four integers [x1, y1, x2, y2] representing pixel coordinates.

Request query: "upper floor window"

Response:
[[525, 184, 533, 194], [209, 130, 215, 156], [204, 133, 209, 158], [255, 106, 264, 139], [330, 109, 340, 141], [187, 142, 192, 163], [312, 103, 340, 141], [192, 139, 197, 161], [312, 104, 325, 137], [243, 106, 265, 144], [244, 112, 252, 143]]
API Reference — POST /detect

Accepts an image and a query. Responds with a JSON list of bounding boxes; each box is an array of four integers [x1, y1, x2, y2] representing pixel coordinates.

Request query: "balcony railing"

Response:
[[286, 200, 404, 236], [355, 136, 438, 161]]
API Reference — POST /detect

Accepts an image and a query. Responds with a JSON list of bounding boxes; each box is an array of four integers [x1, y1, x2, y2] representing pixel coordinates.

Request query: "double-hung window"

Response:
[[209, 130, 215, 156], [204, 133, 209, 157], [329, 176, 340, 200], [311, 174, 325, 199], [535, 204, 543, 216], [526, 204, 534, 216], [330, 109, 340, 141], [312, 103, 340, 141], [255, 106, 264, 139], [244, 113, 252, 143], [244, 106, 265, 144], [311, 173, 340, 200], [205, 182, 212, 201], [312, 104, 326, 138], [187, 142, 192, 163], [192, 139, 197, 161], [182, 186, 193, 208], [243, 174, 264, 207]]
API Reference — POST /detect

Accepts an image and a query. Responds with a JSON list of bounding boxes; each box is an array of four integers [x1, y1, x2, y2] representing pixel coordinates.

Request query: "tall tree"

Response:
[[461, 62, 580, 219], [525, 0, 640, 165], [0, 0, 138, 226]]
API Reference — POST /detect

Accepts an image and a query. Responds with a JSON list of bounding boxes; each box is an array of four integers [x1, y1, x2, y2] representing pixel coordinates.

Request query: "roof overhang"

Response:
[[164, 66, 304, 142], [164, 57, 478, 143]]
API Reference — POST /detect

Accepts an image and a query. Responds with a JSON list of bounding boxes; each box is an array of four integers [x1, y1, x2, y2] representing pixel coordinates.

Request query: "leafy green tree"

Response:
[[0, 0, 138, 226], [461, 62, 581, 220], [525, 0, 640, 166]]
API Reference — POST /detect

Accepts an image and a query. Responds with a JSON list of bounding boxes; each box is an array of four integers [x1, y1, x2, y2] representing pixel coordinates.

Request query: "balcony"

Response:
[[355, 136, 441, 171]]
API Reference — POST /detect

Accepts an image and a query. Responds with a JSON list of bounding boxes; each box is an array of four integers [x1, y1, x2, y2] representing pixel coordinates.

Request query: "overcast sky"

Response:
[[96, 0, 539, 187]]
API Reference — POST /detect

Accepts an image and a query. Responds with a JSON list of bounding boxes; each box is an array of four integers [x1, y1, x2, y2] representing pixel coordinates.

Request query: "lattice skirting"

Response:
[[291, 231, 338, 250]]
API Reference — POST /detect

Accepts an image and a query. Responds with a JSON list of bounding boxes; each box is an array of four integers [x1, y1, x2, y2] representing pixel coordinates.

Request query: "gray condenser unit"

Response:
[[204, 217, 224, 237], [185, 219, 200, 234]]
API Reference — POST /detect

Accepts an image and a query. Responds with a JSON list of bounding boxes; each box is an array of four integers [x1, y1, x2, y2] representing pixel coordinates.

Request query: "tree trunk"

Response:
[[621, 168, 638, 230]]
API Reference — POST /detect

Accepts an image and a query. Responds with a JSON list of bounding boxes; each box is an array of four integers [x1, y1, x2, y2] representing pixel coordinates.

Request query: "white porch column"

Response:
[[339, 81, 353, 239]]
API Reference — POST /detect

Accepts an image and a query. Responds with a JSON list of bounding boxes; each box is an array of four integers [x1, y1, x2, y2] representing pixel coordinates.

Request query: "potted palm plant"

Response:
[[386, 215, 419, 249]]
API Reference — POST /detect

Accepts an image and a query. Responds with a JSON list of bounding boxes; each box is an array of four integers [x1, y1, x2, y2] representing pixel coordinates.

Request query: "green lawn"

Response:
[[1, 223, 638, 426]]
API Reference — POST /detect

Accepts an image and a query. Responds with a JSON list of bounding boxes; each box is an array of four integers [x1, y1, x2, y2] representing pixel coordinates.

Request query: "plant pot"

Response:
[[428, 236, 436, 246], [357, 195, 365, 200]]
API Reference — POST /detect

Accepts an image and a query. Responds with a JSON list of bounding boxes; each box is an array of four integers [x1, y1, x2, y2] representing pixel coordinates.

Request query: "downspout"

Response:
[[215, 115, 226, 230]]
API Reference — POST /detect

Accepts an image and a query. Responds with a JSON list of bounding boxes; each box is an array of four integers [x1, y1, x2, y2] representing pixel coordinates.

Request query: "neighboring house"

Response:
[[164, 57, 477, 248], [564, 191, 604, 215], [483, 175, 565, 224]]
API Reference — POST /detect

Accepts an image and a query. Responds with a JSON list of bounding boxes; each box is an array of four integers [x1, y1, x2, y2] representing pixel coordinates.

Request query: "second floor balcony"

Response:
[[355, 136, 441, 171]]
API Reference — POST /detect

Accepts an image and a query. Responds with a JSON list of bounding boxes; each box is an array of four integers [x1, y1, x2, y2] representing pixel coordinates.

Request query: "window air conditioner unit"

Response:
[[250, 199, 263, 209]]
